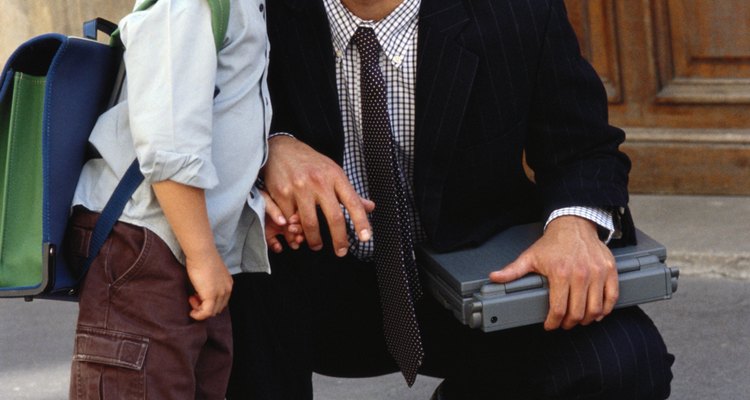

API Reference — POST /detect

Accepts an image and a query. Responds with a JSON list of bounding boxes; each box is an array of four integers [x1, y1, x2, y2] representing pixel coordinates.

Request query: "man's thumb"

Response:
[[489, 254, 532, 283]]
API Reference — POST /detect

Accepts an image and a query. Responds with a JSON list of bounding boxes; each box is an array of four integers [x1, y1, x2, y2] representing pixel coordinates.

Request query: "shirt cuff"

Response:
[[144, 150, 219, 189], [544, 207, 615, 244], [268, 132, 296, 140]]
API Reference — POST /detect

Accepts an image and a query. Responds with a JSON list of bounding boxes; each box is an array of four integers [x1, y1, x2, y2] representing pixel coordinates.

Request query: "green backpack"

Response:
[[0, 0, 229, 300]]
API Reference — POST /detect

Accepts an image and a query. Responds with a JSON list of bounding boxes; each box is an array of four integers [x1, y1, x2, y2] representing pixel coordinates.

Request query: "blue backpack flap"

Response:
[[0, 22, 122, 300]]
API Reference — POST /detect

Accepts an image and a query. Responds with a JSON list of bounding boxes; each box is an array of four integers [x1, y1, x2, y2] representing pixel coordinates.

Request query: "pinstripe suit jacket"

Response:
[[266, 0, 634, 252]]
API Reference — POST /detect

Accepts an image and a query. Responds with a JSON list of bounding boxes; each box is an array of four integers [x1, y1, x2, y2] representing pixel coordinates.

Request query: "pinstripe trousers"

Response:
[[228, 245, 674, 400]]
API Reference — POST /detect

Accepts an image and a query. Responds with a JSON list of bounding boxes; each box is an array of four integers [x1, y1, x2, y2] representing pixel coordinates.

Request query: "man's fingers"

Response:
[[318, 194, 351, 257], [603, 267, 619, 316], [489, 254, 532, 283], [545, 280, 569, 331], [296, 194, 323, 250], [581, 278, 605, 326], [336, 181, 372, 243], [563, 260, 608, 329], [361, 198, 375, 213]]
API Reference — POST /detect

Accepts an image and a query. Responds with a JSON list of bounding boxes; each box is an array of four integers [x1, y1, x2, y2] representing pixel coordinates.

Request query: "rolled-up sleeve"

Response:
[[120, 0, 219, 189]]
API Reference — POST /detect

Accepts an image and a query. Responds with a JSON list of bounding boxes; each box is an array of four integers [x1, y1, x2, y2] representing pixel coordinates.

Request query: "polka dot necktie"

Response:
[[353, 27, 424, 386]]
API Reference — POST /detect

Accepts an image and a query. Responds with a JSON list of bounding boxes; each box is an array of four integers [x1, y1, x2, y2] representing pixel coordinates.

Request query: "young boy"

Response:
[[65, 0, 271, 398]]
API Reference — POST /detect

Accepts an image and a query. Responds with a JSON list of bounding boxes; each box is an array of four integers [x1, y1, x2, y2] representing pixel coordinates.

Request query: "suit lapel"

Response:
[[414, 0, 478, 235]]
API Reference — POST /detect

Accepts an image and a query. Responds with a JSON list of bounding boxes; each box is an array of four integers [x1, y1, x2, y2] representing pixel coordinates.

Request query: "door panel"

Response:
[[564, 0, 750, 195], [656, 0, 750, 104]]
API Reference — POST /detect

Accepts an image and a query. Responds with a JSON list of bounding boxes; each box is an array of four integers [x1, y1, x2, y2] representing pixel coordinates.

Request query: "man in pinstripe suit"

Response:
[[227, 0, 675, 398]]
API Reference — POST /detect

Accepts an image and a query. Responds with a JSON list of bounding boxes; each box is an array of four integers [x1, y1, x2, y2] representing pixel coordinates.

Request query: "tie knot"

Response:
[[352, 27, 380, 64]]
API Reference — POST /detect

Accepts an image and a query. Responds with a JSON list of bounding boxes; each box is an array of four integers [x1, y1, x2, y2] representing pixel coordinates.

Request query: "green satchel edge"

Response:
[[0, 73, 45, 288]]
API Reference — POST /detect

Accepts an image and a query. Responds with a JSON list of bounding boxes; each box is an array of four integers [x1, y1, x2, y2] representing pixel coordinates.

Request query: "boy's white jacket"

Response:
[[73, 0, 272, 274]]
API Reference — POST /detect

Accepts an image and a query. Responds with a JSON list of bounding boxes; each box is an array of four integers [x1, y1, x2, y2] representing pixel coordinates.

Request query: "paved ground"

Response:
[[2, 276, 747, 399], [1, 195, 749, 399]]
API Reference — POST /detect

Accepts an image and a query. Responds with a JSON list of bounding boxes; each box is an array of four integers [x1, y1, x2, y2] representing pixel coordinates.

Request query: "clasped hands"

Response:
[[259, 136, 618, 330]]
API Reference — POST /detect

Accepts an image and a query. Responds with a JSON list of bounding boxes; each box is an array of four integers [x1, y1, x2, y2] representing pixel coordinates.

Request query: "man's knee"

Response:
[[546, 307, 674, 399]]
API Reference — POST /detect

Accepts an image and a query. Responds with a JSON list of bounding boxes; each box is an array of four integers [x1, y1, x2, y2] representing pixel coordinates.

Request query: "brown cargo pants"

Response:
[[65, 206, 232, 399]]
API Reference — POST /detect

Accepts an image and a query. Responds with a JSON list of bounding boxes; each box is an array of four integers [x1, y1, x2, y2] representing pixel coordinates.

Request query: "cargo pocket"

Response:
[[71, 326, 149, 400]]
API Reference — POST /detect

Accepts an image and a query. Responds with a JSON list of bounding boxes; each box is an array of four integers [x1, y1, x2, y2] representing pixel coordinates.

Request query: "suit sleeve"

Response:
[[524, 0, 631, 218]]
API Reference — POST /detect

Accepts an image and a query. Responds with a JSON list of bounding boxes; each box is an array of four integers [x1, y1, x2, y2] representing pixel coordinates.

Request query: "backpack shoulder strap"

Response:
[[207, 0, 231, 52], [112, 0, 230, 53]]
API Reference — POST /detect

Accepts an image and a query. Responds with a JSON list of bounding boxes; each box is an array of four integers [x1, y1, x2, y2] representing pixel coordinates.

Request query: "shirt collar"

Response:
[[324, 0, 420, 69]]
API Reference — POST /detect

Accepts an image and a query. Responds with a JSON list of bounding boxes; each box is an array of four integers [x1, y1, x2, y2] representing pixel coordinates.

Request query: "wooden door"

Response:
[[564, 0, 750, 195]]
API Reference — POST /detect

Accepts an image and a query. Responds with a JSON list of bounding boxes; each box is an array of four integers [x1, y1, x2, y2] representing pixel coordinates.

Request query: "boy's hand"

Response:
[[151, 180, 233, 321], [185, 249, 233, 321], [261, 189, 305, 253]]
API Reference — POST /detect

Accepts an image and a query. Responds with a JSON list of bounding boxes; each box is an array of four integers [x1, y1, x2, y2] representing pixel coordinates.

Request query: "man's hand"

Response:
[[262, 135, 374, 256], [489, 216, 618, 330]]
